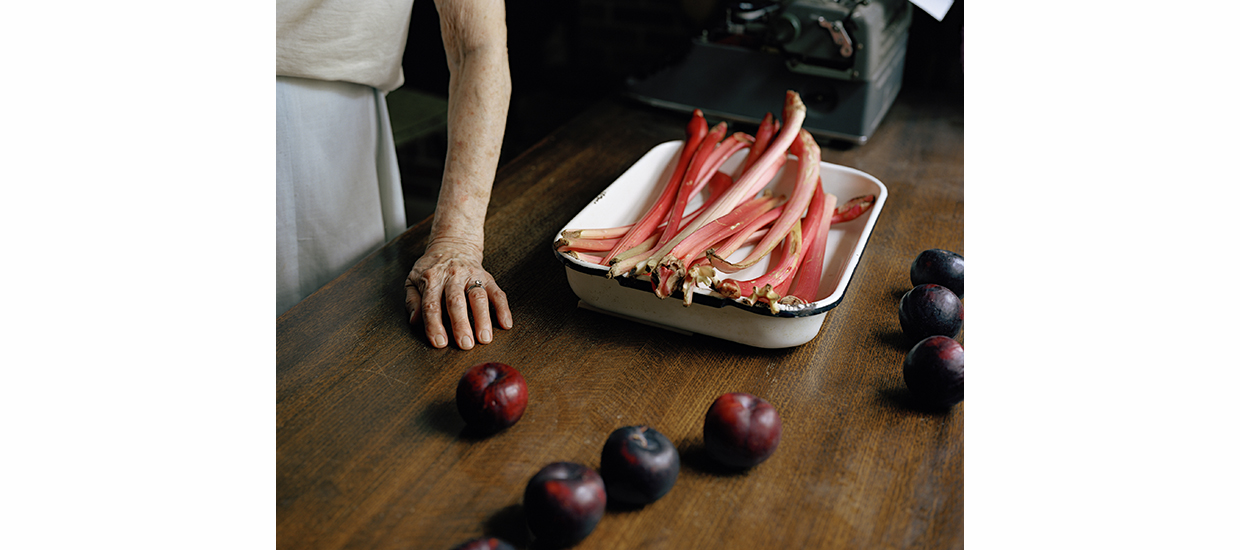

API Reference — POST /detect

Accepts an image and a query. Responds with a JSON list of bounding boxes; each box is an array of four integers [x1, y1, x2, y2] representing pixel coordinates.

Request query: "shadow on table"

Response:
[[678, 442, 753, 478], [484, 503, 531, 547], [417, 397, 489, 441], [875, 386, 959, 416]]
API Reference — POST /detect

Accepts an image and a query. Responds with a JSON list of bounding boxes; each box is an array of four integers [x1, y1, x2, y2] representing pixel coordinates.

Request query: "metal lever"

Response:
[[817, 17, 853, 57]]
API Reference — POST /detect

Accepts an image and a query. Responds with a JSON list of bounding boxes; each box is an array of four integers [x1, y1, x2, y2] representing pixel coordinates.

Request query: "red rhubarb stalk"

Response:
[[656, 122, 730, 249], [831, 194, 876, 224], [601, 109, 708, 267], [560, 226, 631, 240], [676, 155, 788, 291], [609, 233, 659, 264], [703, 171, 733, 202], [781, 188, 838, 305], [561, 174, 743, 249], [636, 91, 807, 274], [679, 200, 784, 306], [680, 226, 772, 306], [716, 221, 805, 314], [770, 177, 828, 299], [649, 192, 782, 298], [683, 155, 787, 270], [606, 165, 747, 277], [679, 133, 753, 205], [740, 112, 779, 174], [708, 128, 820, 274], [562, 250, 605, 265], [631, 150, 785, 283], [555, 234, 621, 252]]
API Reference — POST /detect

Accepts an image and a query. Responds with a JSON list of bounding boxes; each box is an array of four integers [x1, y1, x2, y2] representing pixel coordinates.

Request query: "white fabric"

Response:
[[277, 0, 416, 92], [276, 76, 407, 315]]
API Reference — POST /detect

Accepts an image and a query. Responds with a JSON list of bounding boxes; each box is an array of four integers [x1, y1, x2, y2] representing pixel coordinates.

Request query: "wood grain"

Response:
[[278, 89, 964, 550]]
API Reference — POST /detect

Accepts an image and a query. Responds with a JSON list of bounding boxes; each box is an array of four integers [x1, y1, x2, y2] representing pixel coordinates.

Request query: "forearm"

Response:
[[404, 0, 515, 348], [429, 0, 511, 252]]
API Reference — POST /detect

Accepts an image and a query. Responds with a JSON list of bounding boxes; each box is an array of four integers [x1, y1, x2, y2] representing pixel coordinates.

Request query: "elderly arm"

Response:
[[404, 0, 513, 349]]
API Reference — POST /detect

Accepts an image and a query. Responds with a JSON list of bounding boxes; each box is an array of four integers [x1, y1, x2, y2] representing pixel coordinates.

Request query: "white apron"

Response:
[[276, 76, 407, 315]]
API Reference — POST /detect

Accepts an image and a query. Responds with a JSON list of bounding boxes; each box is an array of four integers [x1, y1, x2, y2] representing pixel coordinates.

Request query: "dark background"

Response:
[[394, 0, 963, 224]]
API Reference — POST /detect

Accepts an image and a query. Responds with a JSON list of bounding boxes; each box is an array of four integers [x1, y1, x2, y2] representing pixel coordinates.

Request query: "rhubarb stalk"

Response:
[[781, 187, 838, 305], [656, 123, 734, 250], [601, 109, 708, 267], [716, 221, 805, 314], [561, 173, 746, 252], [708, 128, 820, 275], [831, 194, 876, 224], [649, 192, 782, 298], [634, 91, 807, 277], [740, 112, 779, 175]]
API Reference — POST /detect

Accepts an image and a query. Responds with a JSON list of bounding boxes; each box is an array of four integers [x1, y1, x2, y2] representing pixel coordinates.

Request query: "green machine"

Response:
[[626, 0, 913, 145]]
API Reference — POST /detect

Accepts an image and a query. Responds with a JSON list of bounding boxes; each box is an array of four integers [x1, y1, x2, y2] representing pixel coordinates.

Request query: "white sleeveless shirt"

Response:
[[277, 0, 416, 92]]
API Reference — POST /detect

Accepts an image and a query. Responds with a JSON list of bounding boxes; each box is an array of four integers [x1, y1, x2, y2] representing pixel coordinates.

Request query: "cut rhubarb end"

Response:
[[651, 255, 687, 299], [778, 295, 808, 307], [561, 250, 607, 267], [749, 284, 783, 315], [832, 194, 877, 224], [680, 264, 716, 307], [715, 278, 743, 300], [556, 235, 620, 252]]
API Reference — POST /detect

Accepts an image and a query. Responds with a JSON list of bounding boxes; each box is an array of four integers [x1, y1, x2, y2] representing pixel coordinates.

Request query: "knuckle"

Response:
[[489, 290, 509, 307], [419, 266, 443, 282], [422, 299, 441, 316], [446, 293, 469, 310]]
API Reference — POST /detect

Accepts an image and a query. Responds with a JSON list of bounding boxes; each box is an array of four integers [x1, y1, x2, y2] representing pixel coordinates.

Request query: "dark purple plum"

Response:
[[456, 362, 528, 433], [523, 462, 606, 547], [911, 249, 964, 298], [703, 392, 782, 469], [450, 538, 516, 550], [899, 284, 963, 341], [599, 426, 680, 505], [903, 335, 964, 408]]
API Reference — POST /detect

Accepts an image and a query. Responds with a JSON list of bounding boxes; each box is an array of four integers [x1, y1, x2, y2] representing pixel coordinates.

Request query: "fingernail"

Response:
[[461, 335, 474, 349], [479, 329, 492, 343], [433, 335, 446, 348]]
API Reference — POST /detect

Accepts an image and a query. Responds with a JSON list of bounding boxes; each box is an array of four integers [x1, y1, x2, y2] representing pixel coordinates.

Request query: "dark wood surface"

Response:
[[277, 88, 964, 550]]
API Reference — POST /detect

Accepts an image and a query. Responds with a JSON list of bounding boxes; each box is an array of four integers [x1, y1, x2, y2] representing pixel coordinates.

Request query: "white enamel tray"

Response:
[[553, 140, 888, 348]]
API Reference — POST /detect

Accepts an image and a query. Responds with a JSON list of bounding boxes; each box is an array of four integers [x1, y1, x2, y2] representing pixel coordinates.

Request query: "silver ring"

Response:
[[466, 279, 485, 292]]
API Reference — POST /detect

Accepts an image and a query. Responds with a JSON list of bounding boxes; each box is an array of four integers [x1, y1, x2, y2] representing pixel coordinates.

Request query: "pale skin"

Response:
[[404, 0, 513, 349]]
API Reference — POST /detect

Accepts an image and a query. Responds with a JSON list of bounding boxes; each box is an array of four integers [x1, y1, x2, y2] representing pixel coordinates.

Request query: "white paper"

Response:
[[909, 0, 954, 21]]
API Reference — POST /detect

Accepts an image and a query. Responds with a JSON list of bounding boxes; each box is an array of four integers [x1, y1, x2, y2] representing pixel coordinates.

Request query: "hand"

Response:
[[404, 239, 513, 349]]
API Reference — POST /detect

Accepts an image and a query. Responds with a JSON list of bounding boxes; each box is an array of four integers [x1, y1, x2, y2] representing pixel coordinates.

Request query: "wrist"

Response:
[[424, 235, 485, 259]]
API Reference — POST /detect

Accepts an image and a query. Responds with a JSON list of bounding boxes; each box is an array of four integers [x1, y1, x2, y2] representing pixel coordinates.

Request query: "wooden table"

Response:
[[277, 88, 964, 549]]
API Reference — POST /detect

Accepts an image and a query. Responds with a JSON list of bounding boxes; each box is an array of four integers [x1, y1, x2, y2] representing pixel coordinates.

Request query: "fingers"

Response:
[[404, 277, 422, 325], [445, 279, 476, 350], [468, 281, 494, 345], [489, 284, 513, 331], [406, 263, 513, 349], [416, 273, 451, 349]]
